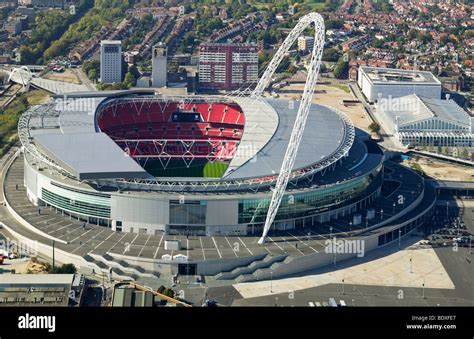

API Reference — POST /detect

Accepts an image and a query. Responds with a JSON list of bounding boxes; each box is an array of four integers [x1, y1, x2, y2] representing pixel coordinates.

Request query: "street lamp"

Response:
[[329, 226, 333, 239], [409, 257, 413, 274], [380, 209, 384, 221], [393, 202, 396, 214], [398, 229, 402, 249], [349, 221, 352, 231], [342, 279, 345, 295], [270, 271, 273, 293]]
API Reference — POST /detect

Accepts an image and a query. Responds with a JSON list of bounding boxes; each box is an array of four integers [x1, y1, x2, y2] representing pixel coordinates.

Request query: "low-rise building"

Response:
[[5, 19, 21, 36], [19, 0, 64, 9], [376, 94, 474, 147], [342, 35, 372, 52], [0, 274, 85, 307], [358, 66, 442, 102], [297, 36, 314, 52]]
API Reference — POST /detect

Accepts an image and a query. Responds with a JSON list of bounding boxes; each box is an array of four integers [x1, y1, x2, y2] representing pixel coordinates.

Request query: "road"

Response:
[[72, 68, 97, 91], [348, 82, 404, 151]]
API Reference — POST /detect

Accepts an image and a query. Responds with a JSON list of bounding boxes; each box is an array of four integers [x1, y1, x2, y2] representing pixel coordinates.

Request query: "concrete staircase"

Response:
[[82, 254, 134, 281], [234, 256, 294, 283], [214, 254, 288, 281], [85, 253, 160, 280]]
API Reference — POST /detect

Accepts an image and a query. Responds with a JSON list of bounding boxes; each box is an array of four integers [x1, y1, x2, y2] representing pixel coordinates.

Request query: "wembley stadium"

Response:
[[1, 13, 437, 279], [18, 90, 374, 237]]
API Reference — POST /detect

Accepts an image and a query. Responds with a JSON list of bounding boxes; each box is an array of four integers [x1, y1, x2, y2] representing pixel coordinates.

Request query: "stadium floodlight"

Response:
[[253, 12, 325, 244]]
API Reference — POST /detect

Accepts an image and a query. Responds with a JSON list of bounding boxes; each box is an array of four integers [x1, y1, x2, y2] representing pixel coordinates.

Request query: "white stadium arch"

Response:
[[254, 12, 326, 244], [7, 66, 33, 87]]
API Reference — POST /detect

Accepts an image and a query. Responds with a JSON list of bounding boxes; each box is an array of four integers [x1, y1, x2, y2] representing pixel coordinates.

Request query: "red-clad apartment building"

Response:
[[198, 43, 259, 91]]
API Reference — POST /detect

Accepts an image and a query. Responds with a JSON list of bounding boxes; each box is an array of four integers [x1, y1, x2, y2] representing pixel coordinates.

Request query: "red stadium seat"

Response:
[[97, 100, 245, 161]]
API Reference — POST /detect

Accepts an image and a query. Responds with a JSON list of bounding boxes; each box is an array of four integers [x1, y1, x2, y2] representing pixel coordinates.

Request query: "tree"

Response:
[[368, 122, 381, 133], [88, 69, 97, 81], [124, 72, 136, 88], [83, 60, 100, 80], [287, 64, 298, 74], [322, 47, 340, 62], [325, 19, 344, 30], [128, 65, 140, 80], [333, 60, 349, 79], [372, 38, 385, 48], [276, 55, 291, 73], [47, 263, 77, 274]]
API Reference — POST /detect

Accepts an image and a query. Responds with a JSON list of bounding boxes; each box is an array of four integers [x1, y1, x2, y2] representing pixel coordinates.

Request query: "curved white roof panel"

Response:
[[224, 99, 347, 179]]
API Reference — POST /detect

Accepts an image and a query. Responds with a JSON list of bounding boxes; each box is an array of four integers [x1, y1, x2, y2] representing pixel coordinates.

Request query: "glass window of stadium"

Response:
[[239, 167, 383, 224], [169, 200, 207, 225]]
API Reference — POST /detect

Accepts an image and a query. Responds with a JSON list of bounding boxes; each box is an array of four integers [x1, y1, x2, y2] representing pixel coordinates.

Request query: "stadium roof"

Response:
[[225, 97, 279, 176], [26, 91, 353, 182], [34, 133, 150, 180], [224, 99, 347, 179]]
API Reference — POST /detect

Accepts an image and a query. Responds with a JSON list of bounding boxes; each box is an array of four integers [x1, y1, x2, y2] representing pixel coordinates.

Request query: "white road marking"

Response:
[[137, 234, 152, 258], [237, 237, 253, 256], [92, 232, 116, 251], [122, 233, 140, 255], [224, 236, 238, 258], [69, 228, 95, 243], [286, 231, 318, 253], [71, 229, 107, 254], [153, 235, 165, 259], [107, 233, 128, 252], [211, 237, 222, 259], [266, 236, 286, 253], [199, 237, 206, 260]]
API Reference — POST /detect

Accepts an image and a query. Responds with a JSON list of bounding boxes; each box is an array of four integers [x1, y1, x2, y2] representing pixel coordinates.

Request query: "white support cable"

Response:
[[253, 12, 326, 244]]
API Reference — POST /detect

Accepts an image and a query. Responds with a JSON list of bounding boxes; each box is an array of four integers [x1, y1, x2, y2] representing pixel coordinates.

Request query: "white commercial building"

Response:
[[358, 66, 441, 103], [152, 44, 167, 88], [100, 40, 122, 84], [376, 94, 474, 147], [297, 36, 314, 52]]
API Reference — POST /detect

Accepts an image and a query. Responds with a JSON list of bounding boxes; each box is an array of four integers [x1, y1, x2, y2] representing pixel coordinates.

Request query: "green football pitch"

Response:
[[145, 160, 229, 178]]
